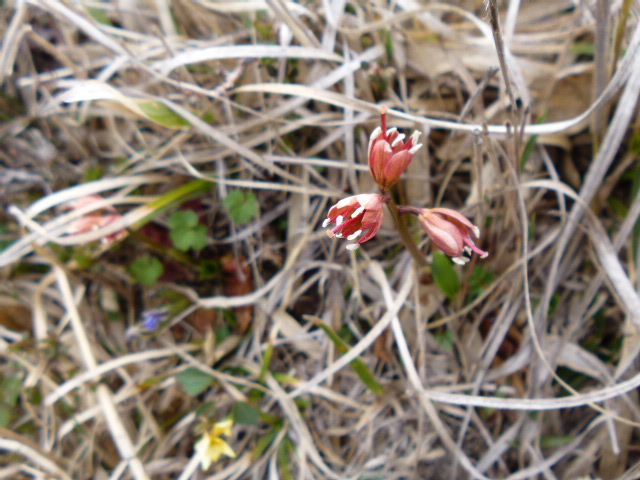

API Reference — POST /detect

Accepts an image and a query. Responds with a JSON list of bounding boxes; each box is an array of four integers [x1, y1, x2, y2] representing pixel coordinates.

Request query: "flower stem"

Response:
[[386, 197, 428, 268]]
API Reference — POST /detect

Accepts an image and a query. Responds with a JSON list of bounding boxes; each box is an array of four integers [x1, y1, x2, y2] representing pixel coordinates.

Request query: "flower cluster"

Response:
[[323, 108, 488, 264]]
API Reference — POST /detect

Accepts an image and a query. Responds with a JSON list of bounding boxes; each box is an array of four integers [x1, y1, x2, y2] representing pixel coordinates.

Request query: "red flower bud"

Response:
[[417, 208, 488, 265], [323, 194, 385, 250], [368, 108, 423, 190]]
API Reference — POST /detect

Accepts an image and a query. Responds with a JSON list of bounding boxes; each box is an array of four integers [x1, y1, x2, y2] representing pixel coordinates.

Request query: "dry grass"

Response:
[[1, 0, 640, 479]]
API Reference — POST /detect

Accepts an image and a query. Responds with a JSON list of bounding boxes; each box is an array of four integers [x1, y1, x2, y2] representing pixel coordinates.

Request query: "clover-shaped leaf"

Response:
[[223, 191, 258, 225], [129, 256, 164, 286], [167, 210, 208, 251]]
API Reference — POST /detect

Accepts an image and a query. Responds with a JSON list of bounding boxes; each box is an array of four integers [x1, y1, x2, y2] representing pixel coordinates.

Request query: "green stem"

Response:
[[386, 198, 428, 269]]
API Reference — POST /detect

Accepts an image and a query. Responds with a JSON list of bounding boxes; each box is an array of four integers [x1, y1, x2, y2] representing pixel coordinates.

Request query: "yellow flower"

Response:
[[195, 419, 236, 470]]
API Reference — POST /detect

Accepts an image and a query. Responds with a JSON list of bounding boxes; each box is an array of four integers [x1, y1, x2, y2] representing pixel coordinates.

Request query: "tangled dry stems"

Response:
[[1, 0, 640, 479]]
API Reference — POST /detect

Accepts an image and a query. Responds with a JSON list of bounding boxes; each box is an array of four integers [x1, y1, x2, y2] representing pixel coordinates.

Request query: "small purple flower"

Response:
[[141, 308, 168, 331]]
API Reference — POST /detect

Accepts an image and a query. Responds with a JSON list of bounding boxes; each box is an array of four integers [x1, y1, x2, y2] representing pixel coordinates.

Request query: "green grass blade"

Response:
[[309, 317, 384, 396]]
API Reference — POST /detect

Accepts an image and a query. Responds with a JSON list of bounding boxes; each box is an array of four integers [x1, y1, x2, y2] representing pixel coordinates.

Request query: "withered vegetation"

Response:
[[1, 1, 639, 479]]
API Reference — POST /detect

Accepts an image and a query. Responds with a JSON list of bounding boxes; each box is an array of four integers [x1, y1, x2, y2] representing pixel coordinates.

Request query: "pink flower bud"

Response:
[[323, 194, 385, 250], [417, 208, 488, 265], [65, 195, 127, 246], [368, 107, 423, 191]]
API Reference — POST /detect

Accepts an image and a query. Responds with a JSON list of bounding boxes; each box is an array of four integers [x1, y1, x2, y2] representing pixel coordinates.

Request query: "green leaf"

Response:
[[434, 328, 455, 350], [72, 252, 93, 270], [253, 427, 280, 459], [129, 257, 164, 286], [0, 406, 12, 428], [189, 225, 209, 250], [223, 191, 259, 225], [0, 375, 21, 428], [277, 436, 294, 480], [570, 41, 595, 56], [540, 435, 575, 449], [137, 100, 191, 129], [608, 197, 628, 218], [195, 401, 216, 418], [0, 224, 12, 250], [168, 211, 208, 251], [176, 368, 214, 396], [86, 7, 112, 25], [259, 343, 273, 384], [432, 252, 460, 299], [168, 210, 199, 230], [382, 28, 394, 59], [3, 376, 22, 406], [216, 324, 232, 343], [199, 260, 221, 280], [232, 401, 260, 426], [170, 228, 195, 251], [467, 266, 495, 300]]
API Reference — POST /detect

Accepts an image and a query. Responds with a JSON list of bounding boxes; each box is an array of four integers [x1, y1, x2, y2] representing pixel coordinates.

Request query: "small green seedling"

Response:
[[168, 210, 208, 251], [129, 256, 164, 286], [223, 191, 259, 225]]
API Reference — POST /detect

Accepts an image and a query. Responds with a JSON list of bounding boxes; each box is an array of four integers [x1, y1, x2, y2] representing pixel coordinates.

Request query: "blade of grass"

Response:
[[259, 343, 274, 385], [307, 316, 384, 396], [131, 179, 213, 231]]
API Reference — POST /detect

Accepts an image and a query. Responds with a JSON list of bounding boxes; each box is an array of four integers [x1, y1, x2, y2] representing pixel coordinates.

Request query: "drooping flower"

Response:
[[323, 194, 385, 250], [368, 107, 423, 191], [415, 208, 488, 265], [65, 195, 127, 246], [195, 419, 236, 470]]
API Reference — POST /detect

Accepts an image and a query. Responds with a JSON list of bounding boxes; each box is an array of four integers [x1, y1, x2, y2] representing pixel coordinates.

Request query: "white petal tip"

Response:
[[322, 218, 330, 228], [336, 215, 344, 226], [346, 244, 360, 251], [391, 134, 405, 147], [346, 230, 362, 241], [452, 257, 468, 265], [351, 206, 365, 218], [369, 127, 382, 143], [386, 128, 397, 137], [411, 131, 422, 142], [480, 253, 489, 259], [409, 143, 423, 155], [473, 226, 480, 237], [336, 198, 351, 208]]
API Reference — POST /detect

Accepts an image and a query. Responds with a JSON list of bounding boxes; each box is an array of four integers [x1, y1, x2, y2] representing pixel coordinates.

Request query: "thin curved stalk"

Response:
[[386, 197, 428, 269]]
